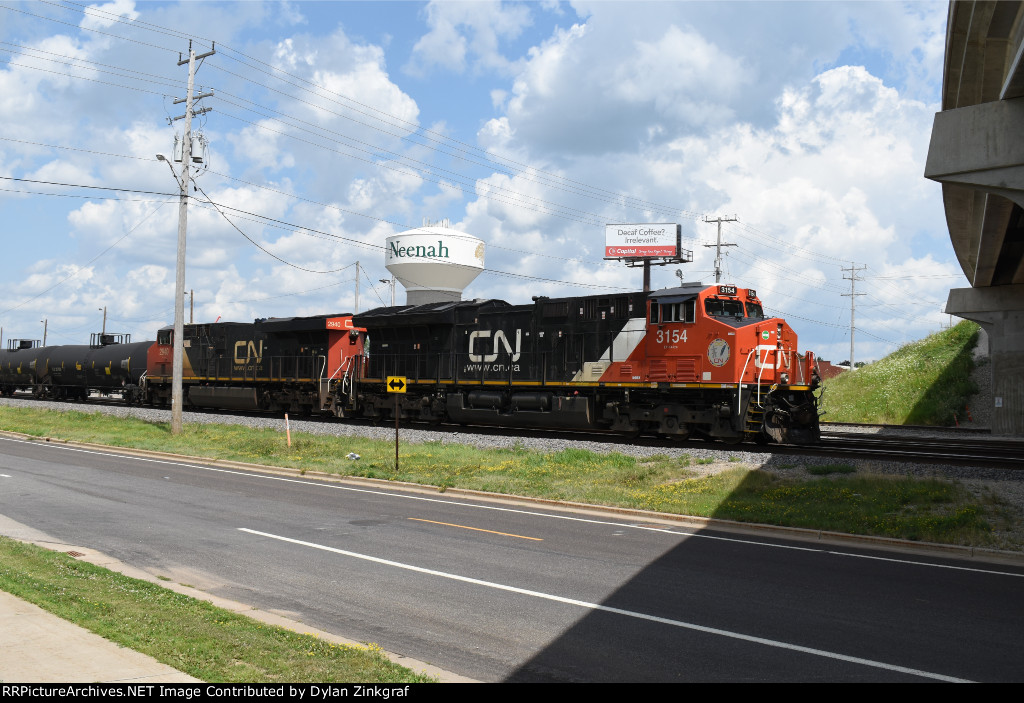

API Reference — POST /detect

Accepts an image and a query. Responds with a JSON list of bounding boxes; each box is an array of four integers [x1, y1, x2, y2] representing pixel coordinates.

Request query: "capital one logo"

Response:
[[468, 329, 521, 362], [234, 340, 264, 364]]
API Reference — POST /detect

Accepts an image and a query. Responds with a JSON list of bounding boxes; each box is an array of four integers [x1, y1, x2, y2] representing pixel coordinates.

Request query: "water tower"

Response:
[[385, 220, 485, 305]]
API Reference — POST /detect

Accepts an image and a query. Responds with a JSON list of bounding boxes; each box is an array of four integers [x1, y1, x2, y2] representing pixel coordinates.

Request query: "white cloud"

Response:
[[491, 17, 752, 156], [405, 0, 533, 76], [80, 0, 139, 32], [229, 120, 297, 171]]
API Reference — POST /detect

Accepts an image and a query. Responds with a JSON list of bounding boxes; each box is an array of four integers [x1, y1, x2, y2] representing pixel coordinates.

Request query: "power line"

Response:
[[36, 1, 715, 225], [193, 182, 357, 274]]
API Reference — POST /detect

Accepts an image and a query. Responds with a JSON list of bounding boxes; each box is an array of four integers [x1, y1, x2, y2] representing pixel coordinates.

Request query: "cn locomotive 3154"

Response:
[[0, 282, 821, 444], [353, 282, 820, 444]]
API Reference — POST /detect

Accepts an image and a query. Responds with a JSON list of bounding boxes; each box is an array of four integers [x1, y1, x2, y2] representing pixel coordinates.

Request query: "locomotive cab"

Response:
[[616, 282, 820, 443]]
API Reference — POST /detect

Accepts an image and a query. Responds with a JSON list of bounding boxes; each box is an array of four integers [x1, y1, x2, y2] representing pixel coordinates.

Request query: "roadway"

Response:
[[1, 436, 1022, 682]]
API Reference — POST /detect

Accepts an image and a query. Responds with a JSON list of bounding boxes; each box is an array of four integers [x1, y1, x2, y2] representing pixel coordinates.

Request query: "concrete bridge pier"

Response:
[[945, 285, 1024, 434], [924, 1, 1024, 436]]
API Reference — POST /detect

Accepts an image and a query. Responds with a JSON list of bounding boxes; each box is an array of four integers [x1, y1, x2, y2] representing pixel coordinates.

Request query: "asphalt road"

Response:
[[1, 435, 1022, 682]]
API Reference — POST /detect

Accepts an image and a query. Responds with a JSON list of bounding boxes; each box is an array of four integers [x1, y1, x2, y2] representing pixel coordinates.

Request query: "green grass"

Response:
[[819, 320, 980, 425], [0, 404, 1006, 548], [704, 469, 990, 542], [0, 537, 435, 683]]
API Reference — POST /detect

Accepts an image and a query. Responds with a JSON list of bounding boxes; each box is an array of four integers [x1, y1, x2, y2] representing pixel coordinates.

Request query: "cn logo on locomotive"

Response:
[[233, 340, 264, 364], [468, 329, 521, 363]]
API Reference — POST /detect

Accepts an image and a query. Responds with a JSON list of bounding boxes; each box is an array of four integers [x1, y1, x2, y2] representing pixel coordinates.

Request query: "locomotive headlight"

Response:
[[780, 372, 790, 385]]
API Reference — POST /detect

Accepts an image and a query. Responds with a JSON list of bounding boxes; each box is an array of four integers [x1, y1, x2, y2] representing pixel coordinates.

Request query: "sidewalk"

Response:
[[0, 589, 201, 683]]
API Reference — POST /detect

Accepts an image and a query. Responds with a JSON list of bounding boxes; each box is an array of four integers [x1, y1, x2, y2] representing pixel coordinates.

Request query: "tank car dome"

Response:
[[385, 224, 484, 305]]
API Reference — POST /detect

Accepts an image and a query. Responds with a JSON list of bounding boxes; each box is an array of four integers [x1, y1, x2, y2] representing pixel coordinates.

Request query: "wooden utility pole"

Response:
[[842, 263, 867, 369], [703, 215, 738, 283], [166, 41, 214, 435]]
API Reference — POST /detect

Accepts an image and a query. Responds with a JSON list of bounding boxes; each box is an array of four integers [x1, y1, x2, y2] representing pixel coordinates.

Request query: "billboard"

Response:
[[605, 223, 680, 259]]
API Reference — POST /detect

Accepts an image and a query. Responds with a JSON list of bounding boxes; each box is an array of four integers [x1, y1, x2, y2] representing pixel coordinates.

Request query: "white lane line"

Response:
[[239, 527, 972, 683], [0, 474, 11, 478], [3, 436, 1022, 579]]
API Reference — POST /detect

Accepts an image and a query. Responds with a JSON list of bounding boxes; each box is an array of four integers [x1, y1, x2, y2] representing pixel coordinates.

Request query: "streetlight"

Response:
[[379, 277, 395, 306]]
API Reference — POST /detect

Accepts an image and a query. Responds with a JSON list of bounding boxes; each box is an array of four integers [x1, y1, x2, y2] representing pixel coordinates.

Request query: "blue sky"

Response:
[[0, 0, 956, 363]]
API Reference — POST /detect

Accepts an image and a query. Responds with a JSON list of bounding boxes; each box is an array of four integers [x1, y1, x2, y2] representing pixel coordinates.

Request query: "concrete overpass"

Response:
[[924, 1, 1024, 435]]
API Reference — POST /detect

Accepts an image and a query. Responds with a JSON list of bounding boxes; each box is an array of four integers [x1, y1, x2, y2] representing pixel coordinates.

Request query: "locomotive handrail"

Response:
[[737, 347, 759, 417], [738, 346, 778, 410], [327, 358, 345, 382], [756, 348, 777, 407]]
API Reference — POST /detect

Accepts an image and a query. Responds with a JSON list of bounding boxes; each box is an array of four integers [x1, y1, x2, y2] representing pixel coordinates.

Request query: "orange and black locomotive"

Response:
[[351, 282, 820, 443]]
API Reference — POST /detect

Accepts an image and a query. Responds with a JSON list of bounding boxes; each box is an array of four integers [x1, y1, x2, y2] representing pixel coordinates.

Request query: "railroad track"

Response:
[[812, 431, 1024, 470]]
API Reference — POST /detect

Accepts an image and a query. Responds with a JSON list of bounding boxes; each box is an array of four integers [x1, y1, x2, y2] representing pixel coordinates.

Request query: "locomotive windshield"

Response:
[[704, 298, 745, 318], [745, 303, 765, 319]]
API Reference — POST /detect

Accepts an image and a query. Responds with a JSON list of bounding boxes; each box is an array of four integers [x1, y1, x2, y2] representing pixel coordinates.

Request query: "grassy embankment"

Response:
[[0, 536, 435, 683], [819, 320, 981, 425]]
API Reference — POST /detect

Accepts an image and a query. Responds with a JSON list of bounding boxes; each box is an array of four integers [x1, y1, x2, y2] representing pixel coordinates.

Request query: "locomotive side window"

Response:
[[157, 330, 172, 345], [745, 303, 765, 319], [664, 301, 695, 323], [651, 300, 695, 323], [705, 298, 745, 318]]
